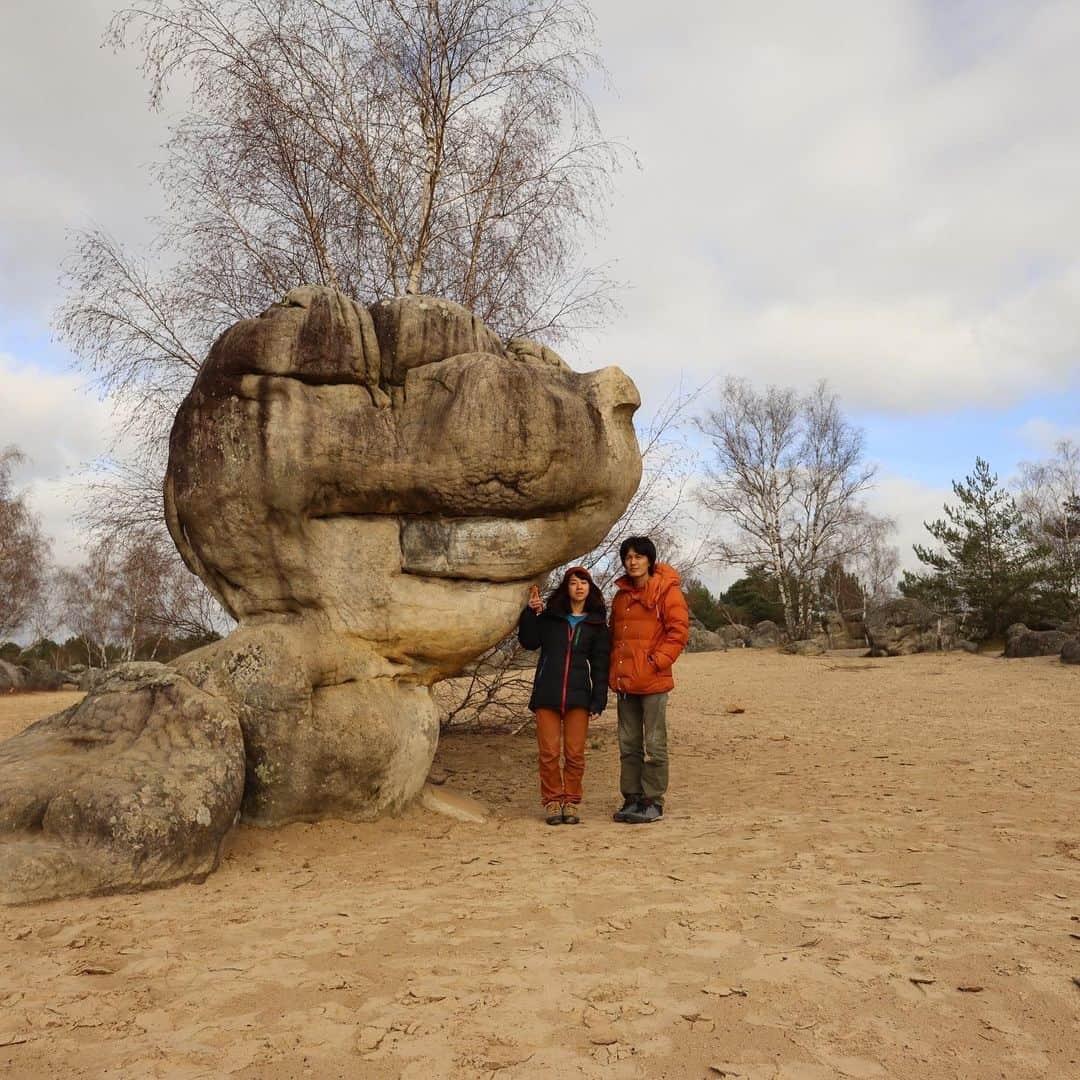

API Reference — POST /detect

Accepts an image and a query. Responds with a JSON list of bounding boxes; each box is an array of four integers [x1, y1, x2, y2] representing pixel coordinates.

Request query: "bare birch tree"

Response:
[[697, 378, 884, 640], [59, 530, 223, 666], [0, 447, 53, 641], [60, 0, 620, 449], [818, 514, 899, 628], [1015, 437, 1080, 622], [58, 0, 622, 634]]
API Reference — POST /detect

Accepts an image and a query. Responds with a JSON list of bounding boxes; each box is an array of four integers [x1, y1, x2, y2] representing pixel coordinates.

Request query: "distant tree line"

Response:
[[1, 631, 219, 673], [683, 561, 878, 636], [690, 384, 1078, 646], [0, 444, 223, 669], [683, 567, 785, 631]]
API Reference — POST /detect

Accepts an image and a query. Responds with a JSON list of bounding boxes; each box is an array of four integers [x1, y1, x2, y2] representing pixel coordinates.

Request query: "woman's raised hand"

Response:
[[528, 585, 543, 613]]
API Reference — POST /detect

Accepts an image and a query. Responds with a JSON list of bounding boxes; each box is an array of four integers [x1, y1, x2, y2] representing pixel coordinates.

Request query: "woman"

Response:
[[518, 566, 610, 825]]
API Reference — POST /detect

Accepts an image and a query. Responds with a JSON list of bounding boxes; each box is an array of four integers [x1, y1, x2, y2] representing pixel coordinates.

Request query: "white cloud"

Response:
[[0, 352, 115, 565], [1015, 416, 1080, 453], [586, 0, 1080, 413], [864, 471, 952, 576], [0, 0, 171, 319]]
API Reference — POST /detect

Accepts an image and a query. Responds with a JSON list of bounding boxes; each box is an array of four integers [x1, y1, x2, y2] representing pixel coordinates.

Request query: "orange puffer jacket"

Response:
[[608, 563, 690, 695]]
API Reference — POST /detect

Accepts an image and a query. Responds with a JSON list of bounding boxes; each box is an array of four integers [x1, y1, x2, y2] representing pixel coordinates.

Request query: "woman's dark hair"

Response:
[[619, 535, 657, 573], [546, 568, 606, 617]]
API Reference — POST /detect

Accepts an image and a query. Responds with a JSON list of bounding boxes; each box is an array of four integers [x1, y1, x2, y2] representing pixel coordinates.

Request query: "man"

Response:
[[608, 536, 689, 824]]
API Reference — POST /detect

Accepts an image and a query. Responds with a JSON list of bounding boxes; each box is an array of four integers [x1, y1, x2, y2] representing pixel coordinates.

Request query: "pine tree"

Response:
[[900, 458, 1045, 640], [721, 566, 786, 626]]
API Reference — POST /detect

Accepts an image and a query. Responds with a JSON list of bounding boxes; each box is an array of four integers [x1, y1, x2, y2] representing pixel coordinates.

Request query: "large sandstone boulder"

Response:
[[23, 660, 66, 692], [163, 288, 639, 826], [687, 625, 725, 652], [750, 620, 782, 648], [865, 598, 957, 657], [1004, 624, 1069, 658], [820, 612, 866, 650], [0, 660, 25, 692], [77, 667, 107, 692], [781, 639, 826, 656], [0, 664, 244, 903], [717, 624, 752, 648], [0, 288, 640, 900]]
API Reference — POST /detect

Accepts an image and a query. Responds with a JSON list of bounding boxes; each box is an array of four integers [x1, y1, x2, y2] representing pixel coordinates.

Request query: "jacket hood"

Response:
[[614, 562, 682, 608]]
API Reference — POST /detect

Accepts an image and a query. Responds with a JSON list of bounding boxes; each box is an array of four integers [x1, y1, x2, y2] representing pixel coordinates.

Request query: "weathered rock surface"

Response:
[[77, 667, 107, 692], [0, 287, 640, 900], [1061, 638, 1080, 665], [781, 639, 827, 656], [750, 620, 782, 648], [1004, 624, 1070, 658], [161, 287, 639, 826], [0, 664, 244, 904], [173, 624, 439, 824], [24, 660, 66, 692], [865, 599, 957, 657], [687, 625, 725, 652], [0, 660, 25, 692], [717, 624, 752, 648]]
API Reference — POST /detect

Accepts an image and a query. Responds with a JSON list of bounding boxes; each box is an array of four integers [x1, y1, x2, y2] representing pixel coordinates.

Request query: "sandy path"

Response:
[[1, 651, 1078, 1079]]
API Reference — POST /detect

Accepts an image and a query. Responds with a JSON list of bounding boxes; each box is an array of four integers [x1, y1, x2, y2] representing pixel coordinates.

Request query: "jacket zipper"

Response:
[[560, 623, 573, 712]]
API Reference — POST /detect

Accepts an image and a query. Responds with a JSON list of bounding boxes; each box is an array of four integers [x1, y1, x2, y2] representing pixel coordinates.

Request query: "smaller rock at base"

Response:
[[587, 1024, 619, 1045], [1061, 638, 1080, 665], [781, 639, 826, 656], [419, 784, 487, 824]]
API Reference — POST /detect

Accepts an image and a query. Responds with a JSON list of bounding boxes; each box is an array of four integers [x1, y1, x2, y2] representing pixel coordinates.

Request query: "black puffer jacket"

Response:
[[518, 607, 610, 715]]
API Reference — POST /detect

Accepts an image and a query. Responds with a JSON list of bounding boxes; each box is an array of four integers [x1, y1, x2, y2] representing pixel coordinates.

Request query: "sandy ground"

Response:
[[1, 650, 1079, 1080]]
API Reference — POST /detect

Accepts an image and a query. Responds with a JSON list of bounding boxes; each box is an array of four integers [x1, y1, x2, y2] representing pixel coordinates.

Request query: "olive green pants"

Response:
[[616, 692, 669, 804]]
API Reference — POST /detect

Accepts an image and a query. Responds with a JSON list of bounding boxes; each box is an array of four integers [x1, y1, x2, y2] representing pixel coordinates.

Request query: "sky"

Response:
[[2, 0, 1080, 589]]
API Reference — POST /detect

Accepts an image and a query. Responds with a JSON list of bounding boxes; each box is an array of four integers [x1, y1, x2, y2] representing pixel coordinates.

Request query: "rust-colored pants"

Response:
[[535, 707, 589, 805]]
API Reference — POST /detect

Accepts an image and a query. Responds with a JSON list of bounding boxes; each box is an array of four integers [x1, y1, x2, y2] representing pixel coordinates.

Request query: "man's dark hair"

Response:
[[619, 536, 657, 573], [546, 568, 607, 616]]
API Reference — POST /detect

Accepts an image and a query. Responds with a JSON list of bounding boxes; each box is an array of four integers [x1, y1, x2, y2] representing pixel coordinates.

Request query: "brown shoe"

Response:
[[561, 802, 581, 825], [545, 801, 564, 825]]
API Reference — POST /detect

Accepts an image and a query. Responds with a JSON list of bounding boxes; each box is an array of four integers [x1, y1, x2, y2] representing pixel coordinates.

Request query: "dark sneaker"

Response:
[[624, 800, 663, 824], [545, 801, 564, 825], [612, 795, 644, 822], [562, 802, 581, 825]]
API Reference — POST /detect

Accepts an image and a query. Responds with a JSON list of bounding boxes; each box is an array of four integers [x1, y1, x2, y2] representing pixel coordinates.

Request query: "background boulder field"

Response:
[[1, 649, 1077, 1079]]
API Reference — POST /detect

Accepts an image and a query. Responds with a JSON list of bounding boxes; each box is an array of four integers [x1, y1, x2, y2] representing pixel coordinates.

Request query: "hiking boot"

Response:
[[545, 801, 564, 825], [562, 802, 581, 825], [624, 799, 663, 824], [612, 795, 644, 822]]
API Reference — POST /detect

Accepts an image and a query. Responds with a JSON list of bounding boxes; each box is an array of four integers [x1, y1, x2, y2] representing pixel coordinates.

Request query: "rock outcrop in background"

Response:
[[0, 287, 641, 903], [1004, 623, 1080, 661], [1004, 623, 1070, 658], [865, 598, 958, 657]]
